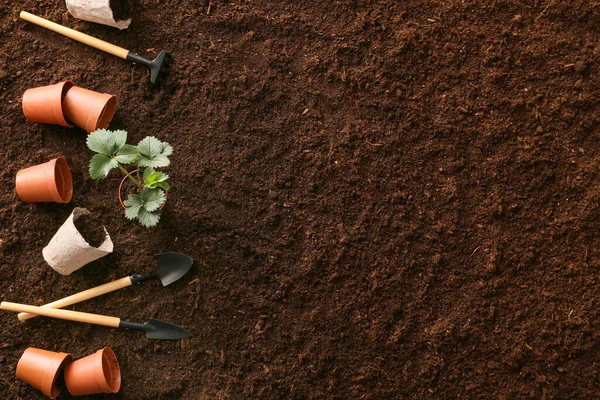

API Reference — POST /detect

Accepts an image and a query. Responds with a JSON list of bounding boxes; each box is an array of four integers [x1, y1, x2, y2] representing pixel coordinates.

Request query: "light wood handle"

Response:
[[17, 277, 133, 321], [1, 302, 121, 328], [20, 11, 129, 59]]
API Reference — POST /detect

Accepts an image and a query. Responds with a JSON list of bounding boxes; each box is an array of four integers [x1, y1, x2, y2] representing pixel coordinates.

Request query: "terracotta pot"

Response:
[[15, 156, 73, 203], [118, 170, 168, 209], [63, 86, 117, 133], [22, 80, 74, 127], [64, 347, 121, 395], [16, 347, 72, 399]]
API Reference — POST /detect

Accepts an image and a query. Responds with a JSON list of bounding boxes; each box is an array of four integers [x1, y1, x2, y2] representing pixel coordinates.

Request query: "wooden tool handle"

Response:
[[20, 11, 129, 59], [17, 277, 133, 321], [1, 302, 121, 328]]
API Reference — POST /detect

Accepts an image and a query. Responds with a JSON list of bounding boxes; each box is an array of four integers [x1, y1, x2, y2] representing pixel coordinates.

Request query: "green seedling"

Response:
[[87, 129, 172, 228]]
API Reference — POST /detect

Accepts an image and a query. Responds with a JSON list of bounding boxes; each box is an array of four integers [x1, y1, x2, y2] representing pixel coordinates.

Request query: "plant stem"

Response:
[[119, 165, 144, 189]]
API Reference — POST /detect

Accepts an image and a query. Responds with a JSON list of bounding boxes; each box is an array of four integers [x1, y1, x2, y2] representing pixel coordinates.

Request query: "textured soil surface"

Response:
[[1, 0, 599, 399]]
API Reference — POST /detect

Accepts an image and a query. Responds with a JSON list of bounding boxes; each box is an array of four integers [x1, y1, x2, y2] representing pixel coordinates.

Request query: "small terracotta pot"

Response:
[[118, 170, 168, 209], [64, 347, 121, 396], [22, 80, 74, 127], [16, 347, 72, 399], [63, 86, 117, 133], [15, 156, 73, 203]]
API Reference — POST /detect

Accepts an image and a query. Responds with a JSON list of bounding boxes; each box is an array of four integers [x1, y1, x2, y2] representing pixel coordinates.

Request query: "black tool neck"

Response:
[[130, 274, 150, 285], [126, 51, 152, 67], [119, 320, 147, 332]]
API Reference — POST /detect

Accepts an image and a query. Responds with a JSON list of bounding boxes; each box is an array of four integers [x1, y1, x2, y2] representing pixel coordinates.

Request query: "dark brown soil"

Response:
[[109, 0, 132, 22], [73, 211, 107, 248], [1, 0, 599, 399]]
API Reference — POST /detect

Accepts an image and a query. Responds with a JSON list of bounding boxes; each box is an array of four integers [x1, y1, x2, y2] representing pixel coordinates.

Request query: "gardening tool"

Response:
[[18, 252, 194, 321], [20, 11, 170, 84], [2, 302, 193, 340]]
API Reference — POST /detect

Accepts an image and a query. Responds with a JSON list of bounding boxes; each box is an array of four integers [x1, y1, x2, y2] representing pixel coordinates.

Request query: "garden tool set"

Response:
[[6, 6, 184, 399], [2, 253, 194, 340]]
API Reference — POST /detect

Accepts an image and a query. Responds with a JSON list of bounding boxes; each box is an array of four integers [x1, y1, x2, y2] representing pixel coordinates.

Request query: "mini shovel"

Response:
[[20, 11, 170, 84], [2, 302, 192, 340], [18, 252, 194, 321]]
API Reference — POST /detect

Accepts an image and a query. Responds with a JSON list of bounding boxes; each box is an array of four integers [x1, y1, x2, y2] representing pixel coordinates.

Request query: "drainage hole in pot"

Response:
[[73, 213, 107, 248]]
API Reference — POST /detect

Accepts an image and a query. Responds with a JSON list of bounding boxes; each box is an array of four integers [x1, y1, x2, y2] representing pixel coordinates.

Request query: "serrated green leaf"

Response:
[[89, 154, 118, 179], [143, 168, 170, 189], [153, 181, 171, 191], [113, 130, 128, 150], [138, 208, 161, 228], [137, 136, 172, 168], [124, 203, 142, 220], [123, 193, 142, 207], [87, 129, 127, 156], [138, 155, 170, 168], [162, 143, 174, 156], [140, 188, 166, 212], [143, 167, 155, 184], [114, 144, 139, 164], [124, 194, 143, 220]]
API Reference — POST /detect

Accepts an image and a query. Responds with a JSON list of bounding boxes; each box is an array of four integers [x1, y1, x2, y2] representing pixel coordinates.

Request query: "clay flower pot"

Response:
[[43, 208, 114, 275], [22, 80, 74, 127], [15, 156, 73, 203], [64, 347, 121, 396], [16, 347, 72, 399], [63, 86, 117, 133]]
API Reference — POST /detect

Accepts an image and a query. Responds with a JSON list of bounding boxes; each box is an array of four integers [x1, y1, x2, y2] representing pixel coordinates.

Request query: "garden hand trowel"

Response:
[[17, 252, 194, 321], [2, 302, 192, 340]]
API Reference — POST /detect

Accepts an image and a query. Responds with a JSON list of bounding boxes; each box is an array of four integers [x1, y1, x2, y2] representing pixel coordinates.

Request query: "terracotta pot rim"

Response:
[[90, 94, 116, 132], [50, 156, 73, 203], [95, 347, 121, 393], [117, 169, 168, 210], [54, 81, 75, 127]]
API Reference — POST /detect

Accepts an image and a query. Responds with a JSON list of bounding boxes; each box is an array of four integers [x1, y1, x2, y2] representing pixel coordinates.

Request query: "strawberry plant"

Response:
[[87, 129, 172, 227]]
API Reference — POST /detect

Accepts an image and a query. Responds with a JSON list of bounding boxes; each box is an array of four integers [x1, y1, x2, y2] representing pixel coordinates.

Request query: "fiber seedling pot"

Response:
[[16, 347, 72, 399], [63, 86, 117, 133], [64, 347, 121, 395], [66, 0, 132, 30], [43, 207, 114, 275], [15, 156, 73, 203], [22, 80, 74, 127]]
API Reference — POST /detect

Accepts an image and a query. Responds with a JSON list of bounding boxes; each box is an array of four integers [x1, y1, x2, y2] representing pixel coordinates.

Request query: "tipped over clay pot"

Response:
[[22, 80, 74, 127], [63, 86, 117, 133], [64, 347, 121, 395], [15, 156, 73, 203], [43, 208, 114, 275], [16, 347, 72, 399]]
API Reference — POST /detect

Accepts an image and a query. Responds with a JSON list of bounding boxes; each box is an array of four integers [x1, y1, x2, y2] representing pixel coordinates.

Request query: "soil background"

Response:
[[1, 0, 599, 399]]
